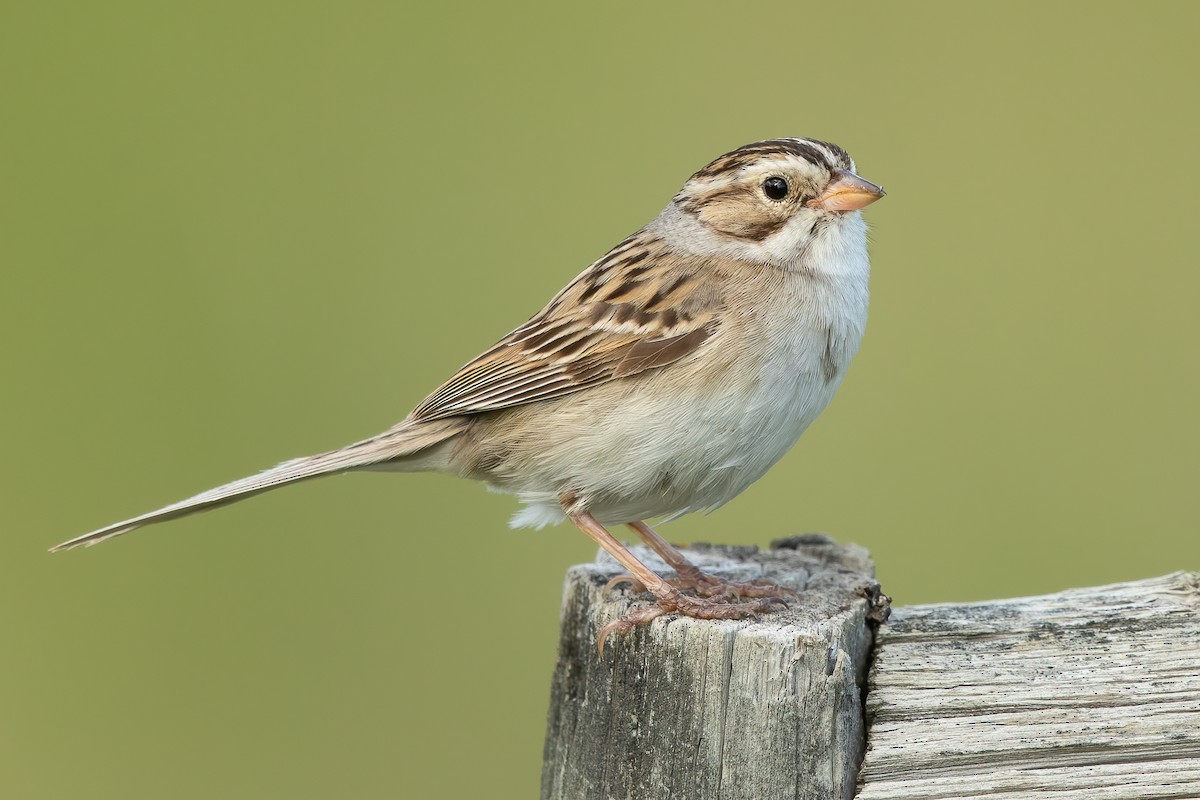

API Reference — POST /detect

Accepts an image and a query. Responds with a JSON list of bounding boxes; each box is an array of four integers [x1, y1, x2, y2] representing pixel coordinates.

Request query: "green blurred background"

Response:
[[2, 2, 1197, 797]]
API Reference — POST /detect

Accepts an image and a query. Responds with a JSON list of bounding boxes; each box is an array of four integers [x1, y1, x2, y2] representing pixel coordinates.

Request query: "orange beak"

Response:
[[807, 169, 886, 212]]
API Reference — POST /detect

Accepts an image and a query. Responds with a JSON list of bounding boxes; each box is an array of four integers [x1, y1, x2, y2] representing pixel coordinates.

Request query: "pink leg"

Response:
[[604, 520, 798, 601], [567, 511, 780, 655]]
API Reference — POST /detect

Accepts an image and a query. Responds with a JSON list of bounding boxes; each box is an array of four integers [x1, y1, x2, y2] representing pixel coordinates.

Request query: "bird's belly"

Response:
[[617, 366, 841, 517], [499, 358, 844, 528]]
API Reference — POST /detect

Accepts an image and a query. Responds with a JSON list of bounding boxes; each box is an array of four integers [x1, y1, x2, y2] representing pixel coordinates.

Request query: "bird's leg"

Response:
[[604, 520, 798, 601], [567, 510, 780, 655]]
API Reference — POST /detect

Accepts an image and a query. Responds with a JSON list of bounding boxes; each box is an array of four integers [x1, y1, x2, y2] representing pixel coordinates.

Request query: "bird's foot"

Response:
[[598, 593, 782, 656], [604, 570, 797, 602]]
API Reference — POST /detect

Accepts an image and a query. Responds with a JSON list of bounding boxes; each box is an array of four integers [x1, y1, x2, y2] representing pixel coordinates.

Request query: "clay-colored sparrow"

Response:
[[53, 138, 884, 650]]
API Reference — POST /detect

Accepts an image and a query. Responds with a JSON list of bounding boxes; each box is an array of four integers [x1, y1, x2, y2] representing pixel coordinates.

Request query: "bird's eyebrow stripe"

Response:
[[692, 138, 852, 179]]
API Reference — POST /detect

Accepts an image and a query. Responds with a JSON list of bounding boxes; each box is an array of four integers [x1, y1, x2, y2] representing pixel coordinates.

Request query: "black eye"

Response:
[[762, 177, 789, 200]]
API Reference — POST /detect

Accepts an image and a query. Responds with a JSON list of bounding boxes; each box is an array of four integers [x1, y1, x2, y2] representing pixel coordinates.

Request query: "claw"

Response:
[[598, 605, 668, 656], [694, 577, 798, 600], [603, 573, 646, 596], [675, 573, 798, 601], [605, 571, 796, 602], [598, 594, 785, 655]]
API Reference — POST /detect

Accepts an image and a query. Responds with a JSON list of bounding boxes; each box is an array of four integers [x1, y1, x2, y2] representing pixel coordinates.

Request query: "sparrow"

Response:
[[52, 138, 885, 652]]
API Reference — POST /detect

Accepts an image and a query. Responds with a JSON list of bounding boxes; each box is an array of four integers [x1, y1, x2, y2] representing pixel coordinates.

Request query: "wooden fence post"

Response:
[[541, 535, 887, 800]]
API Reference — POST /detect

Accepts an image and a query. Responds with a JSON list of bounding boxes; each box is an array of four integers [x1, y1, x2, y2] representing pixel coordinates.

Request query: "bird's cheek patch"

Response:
[[697, 191, 787, 242]]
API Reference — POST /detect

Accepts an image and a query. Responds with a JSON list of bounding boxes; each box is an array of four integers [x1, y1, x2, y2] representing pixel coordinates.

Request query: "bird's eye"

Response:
[[762, 177, 789, 201]]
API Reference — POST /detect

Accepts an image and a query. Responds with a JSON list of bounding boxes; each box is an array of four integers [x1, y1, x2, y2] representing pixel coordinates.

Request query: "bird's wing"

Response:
[[412, 232, 723, 421]]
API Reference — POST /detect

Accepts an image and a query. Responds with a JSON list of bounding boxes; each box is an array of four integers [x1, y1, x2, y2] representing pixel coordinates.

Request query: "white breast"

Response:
[[671, 247, 869, 518]]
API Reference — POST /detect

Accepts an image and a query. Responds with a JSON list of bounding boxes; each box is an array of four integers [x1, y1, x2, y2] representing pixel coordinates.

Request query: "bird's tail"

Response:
[[49, 417, 466, 552]]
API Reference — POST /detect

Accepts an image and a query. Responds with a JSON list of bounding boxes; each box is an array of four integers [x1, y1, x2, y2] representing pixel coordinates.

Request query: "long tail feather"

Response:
[[50, 418, 465, 552]]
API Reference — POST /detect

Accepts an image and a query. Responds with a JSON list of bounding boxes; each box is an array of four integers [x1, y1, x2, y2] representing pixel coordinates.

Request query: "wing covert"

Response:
[[411, 232, 722, 421]]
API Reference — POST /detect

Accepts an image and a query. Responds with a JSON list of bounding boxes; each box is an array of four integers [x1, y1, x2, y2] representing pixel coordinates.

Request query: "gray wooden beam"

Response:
[[857, 571, 1200, 799]]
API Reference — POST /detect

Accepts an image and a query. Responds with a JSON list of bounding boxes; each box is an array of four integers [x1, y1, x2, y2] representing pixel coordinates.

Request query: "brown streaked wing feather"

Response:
[[612, 327, 713, 378], [411, 233, 721, 421]]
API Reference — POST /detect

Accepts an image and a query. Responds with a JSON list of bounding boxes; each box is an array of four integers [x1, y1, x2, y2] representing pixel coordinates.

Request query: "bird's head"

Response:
[[667, 138, 884, 267]]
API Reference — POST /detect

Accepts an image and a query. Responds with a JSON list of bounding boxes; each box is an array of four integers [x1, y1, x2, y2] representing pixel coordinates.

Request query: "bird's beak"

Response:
[[807, 170, 886, 212]]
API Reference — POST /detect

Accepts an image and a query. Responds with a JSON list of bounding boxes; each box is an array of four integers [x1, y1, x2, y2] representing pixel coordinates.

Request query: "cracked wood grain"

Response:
[[541, 540, 1198, 800], [856, 571, 1200, 799]]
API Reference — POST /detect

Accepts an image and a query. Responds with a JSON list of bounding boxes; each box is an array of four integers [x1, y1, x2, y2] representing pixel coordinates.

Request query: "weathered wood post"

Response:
[[540, 534, 888, 800], [541, 536, 1200, 800]]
